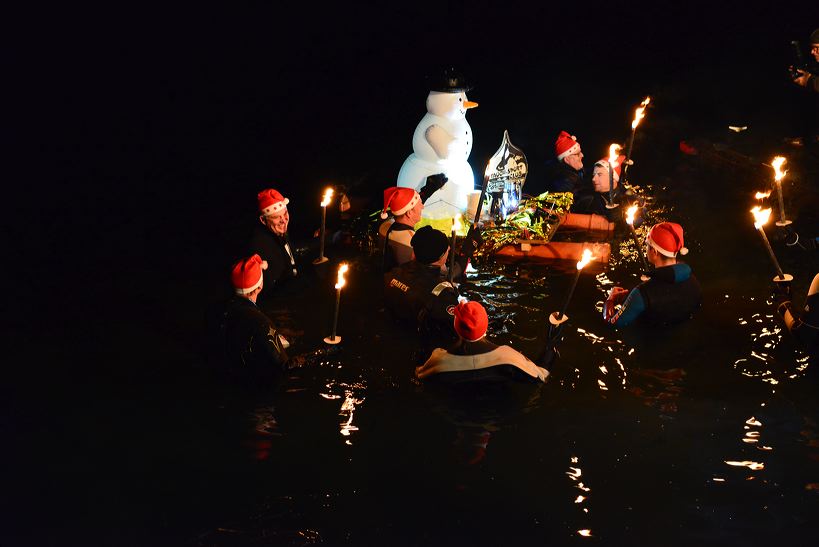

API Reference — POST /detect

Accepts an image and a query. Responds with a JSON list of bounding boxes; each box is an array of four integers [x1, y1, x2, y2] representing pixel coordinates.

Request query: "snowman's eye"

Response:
[[459, 97, 463, 102]]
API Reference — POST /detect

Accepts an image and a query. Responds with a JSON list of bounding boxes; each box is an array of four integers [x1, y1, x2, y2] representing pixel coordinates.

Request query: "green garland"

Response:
[[477, 192, 574, 257]]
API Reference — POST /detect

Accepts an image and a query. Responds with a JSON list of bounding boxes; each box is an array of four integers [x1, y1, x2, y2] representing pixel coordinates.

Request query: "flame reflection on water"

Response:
[[567, 455, 593, 537], [320, 380, 365, 445], [725, 460, 765, 471], [732, 295, 810, 384], [219, 163, 819, 545]]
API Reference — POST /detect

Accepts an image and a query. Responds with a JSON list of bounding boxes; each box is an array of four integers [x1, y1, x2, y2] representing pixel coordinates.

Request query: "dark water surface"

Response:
[[7, 8, 819, 546], [12, 140, 819, 546]]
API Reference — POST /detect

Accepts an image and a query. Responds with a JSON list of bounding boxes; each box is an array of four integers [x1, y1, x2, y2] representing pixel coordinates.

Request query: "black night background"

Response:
[[5, 2, 819, 545]]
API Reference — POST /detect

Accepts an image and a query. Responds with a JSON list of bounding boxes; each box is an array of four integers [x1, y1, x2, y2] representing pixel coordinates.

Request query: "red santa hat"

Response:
[[594, 155, 627, 181], [453, 301, 489, 342], [258, 188, 289, 216], [381, 187, 421, 219], [647, 222, 689, 257], [555, 131, 581, 160], [231, 254, 268, 295]]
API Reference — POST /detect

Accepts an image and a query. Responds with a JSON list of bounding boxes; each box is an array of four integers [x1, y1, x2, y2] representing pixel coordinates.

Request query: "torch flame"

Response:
[[625, 204, 638, 225], [335, 263, 349, 290], [631, 97, 650, 129], [576, 249, 593, 270], [751, 206, 771, 229], [321, 187, 334, 207], [754, 190, 771, 200], [452, 213, 463, 233], [608, 143, 621, 164], [771, 156, 787, 183]]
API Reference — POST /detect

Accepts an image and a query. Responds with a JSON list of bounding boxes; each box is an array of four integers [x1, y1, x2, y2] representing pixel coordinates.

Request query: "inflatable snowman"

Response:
[[397, 70, 477, 220]]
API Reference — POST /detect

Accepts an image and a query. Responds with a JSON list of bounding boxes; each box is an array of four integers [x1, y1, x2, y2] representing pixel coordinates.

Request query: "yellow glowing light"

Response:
[[631, 97, 650, 129], [452, 213, 463, 233], [577, 249, 593, 270], [578, 530, 592, 537], [335, 263, 349, 290], [608, 143, 621, 164], [725, 460, 765, 470], [625, 204, 638, 225], [750, 206, 771, 229], [754, 191, 771, 200], [771, 156, 787, 183], [320, 187, 334, 207]]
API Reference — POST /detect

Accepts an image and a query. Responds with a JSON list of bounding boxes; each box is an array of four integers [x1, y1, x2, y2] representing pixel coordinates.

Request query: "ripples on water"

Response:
[[203, 186, 818, 546]]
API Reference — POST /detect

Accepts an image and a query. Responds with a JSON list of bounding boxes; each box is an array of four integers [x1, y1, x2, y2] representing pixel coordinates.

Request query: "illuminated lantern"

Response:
[[397, 68, 478, 220]]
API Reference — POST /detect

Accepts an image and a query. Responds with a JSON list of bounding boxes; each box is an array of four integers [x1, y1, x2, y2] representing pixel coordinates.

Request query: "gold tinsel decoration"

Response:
[[476, 192, 574, 257]]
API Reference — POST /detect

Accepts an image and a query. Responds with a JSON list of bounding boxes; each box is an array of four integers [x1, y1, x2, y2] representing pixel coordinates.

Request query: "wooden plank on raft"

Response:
[[494, 241, 611, 266], [558, 213, 615, 233]]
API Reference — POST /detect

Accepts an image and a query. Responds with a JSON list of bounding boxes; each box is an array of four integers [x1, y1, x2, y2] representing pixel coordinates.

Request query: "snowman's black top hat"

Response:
[[427, 67, 473, 92]]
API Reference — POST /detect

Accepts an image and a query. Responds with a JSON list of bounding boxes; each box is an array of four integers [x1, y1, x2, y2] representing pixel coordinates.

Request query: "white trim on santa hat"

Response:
[[647, 237, 675, 258], [595, 160, 620, 182], [647, 235, 688, 258], [393, 191, 420, 216], [380, 190, 421, 219], [557, 141, 581, 161], [233, 258, 269, 295], [235, 273, 263, 295], [261, 198, 289, 217]]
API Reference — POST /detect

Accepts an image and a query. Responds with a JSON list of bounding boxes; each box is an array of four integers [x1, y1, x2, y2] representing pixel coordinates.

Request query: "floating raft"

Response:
[[558, 212, 615, 234], [494, 240, 610, 265], [490, 212, 613, 265]]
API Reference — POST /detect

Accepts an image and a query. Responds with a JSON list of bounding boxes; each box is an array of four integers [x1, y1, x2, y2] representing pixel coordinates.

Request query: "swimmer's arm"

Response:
[[608, 288, 646, 327], [261, 325, 289, 370]]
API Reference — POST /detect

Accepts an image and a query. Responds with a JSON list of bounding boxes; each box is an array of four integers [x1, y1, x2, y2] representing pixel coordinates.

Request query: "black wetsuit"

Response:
[[384, 260, 459, 347], [785, 291, 819, 356], [608, 263, 702, 327], [527, 159, 584, 196], [248, 225, 298, 292], [572, 183, 629, 222], [220, 296, 289, 380]]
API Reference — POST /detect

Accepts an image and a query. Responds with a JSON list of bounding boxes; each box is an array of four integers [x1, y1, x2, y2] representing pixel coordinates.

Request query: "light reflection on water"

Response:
[[320, 380, 366, 445], [567, 455, 593, 538], [732, 295, 811, 384], [220, 189, 818, 545]]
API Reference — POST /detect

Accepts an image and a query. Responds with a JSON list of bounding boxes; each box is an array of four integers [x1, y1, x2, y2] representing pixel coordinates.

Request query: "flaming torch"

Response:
[[625, 97, 650, 160], [621, 97, 650, 185], [605, 144, 621, 209], [313, 187, 334, 265], [770, 156, 790, 227], [448, 213, 463, 283], [625, 204, 650, 280], [324, 263, 349, 344], [550, 249, 594, 325], [755, 190, 771, 201], [750, 206, 792, 283]]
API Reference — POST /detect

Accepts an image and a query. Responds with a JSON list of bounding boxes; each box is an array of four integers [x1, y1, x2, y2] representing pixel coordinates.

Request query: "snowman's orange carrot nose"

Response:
[[464, 100, 479, 109]]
